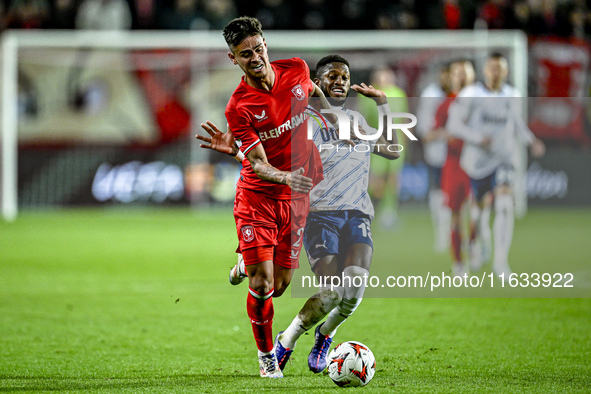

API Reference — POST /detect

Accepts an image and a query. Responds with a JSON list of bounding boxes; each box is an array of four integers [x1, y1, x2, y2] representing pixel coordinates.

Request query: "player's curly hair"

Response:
[[223, 16, 263, 48], [315, 55, 350, 77]]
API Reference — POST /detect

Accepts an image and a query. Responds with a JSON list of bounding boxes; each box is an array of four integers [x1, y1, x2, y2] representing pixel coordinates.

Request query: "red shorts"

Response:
[[442, 160, 471, 212], [234, 187, 309, 269]]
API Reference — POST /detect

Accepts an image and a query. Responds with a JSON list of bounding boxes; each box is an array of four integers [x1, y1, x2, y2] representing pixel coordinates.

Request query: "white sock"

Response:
[[279, 316, 308, 350], [258, 349, 272, 357], [439, 204, 451, 250], [430, 189, 450, 251], [280, 286, 343, 349], [493, 194, 514, 270], [429, 189, 443, 242], [479, 205, 492, 262], [320, 266, 368, 338]]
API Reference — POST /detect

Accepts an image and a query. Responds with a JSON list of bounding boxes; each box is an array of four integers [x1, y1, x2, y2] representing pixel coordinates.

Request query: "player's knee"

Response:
[[318, 287, 343, 312], [248, 275, 273, 295], [343, 266, 369, 299]]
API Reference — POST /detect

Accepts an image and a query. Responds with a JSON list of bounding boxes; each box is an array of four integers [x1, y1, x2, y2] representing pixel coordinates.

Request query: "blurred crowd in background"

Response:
[[1, 0, 590, 39]]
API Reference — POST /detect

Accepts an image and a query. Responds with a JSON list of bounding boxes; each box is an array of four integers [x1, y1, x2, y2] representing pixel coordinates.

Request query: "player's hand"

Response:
[[351, 83, 387, 105], [480, 136, 492, 149], [530, 138, 546, 158], [197, 121, 238, 156], [287, 168, 313, 194], [311, 82, 326, 98]]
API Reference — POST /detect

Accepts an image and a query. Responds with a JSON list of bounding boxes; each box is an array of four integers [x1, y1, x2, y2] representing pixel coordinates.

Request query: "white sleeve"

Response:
[[446, 95, 486, 145], [510, 97, 535, 145], [415, 97, 436, 137]]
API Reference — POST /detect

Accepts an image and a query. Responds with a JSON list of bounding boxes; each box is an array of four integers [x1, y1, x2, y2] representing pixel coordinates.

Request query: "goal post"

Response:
[[1, 29, 528, 221]]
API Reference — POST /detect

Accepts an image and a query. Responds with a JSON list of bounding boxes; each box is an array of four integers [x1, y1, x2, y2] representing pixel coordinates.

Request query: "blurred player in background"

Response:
[[416, 63, 452, 252], [433, 59, 476, 276], [361, 66, 407, 229], [275, 56, 400, 374], [447, 52, 546, 276], [201, 16, 324, 378]]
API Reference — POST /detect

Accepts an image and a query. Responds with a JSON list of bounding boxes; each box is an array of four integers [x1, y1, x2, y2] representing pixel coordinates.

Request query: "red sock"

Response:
[[247, 287, 274, 353], [451, 227, 462, 263]]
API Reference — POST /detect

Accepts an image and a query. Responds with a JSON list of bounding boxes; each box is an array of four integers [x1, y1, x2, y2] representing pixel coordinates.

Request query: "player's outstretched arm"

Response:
[[246, 145, 313, 193], [197, 121, 244, 162], [351, 83, 400, 160], [373, 130, 401, 160], [350, 82, 387, 105]]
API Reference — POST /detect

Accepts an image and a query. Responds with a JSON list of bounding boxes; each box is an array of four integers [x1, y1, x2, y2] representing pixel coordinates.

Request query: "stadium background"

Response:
[[1, 0, 590, 392], [2, 0, 590, 211]]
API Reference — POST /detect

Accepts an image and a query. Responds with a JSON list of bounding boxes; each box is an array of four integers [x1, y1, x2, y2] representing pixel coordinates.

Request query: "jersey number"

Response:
[[357, 222, 373, 241], [291, 227, 305, 259]]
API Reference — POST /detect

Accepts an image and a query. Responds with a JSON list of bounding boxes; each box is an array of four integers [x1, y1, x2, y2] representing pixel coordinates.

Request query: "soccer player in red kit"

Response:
[[216, 16, 323, 378], [436, 59, 475, 276]]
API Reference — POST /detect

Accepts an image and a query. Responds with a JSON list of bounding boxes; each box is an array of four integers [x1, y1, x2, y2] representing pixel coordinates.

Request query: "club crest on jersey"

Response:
[[291, 84, 305, 101], [241, 225, 255, 243]]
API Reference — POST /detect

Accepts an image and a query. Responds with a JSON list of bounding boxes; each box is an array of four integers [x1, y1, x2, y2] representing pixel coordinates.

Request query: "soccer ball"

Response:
[[327, 341, 376, 387]]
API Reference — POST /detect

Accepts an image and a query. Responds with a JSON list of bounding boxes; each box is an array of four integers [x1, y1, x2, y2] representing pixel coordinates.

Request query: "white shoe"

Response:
[[229, 253, 247, 285], [259, 353, 283, 378], [469, 240, 483, 272], [452, 262, 468, 278], [493, 262, 513, 278]]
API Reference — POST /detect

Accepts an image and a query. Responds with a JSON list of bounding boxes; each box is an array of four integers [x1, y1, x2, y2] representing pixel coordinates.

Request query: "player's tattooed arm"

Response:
[[247, 145, 313, 193]]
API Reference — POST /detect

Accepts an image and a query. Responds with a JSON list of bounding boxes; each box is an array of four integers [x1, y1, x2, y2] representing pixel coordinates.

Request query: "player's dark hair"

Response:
[[488, 52, 507, 61], [223, 16, 263, 48], [315, 55, 350, 77]]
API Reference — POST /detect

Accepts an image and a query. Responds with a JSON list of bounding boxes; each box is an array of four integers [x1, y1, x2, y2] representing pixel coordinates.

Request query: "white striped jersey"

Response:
[[307, 107, 377, 219], [416, 83, 447, 167], [446, 82, 535, 180]]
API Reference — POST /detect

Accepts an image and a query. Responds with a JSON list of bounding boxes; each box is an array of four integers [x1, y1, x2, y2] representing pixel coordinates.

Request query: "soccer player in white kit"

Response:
[[274, 55, 401, 374], [446, 53, 545, 276]]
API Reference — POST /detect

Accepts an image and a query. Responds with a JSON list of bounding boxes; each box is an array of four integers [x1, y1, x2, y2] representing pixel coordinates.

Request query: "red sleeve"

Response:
[[299, 58, 314, 96], [433, 98, 452, 129], [225, 105, 261, 156]]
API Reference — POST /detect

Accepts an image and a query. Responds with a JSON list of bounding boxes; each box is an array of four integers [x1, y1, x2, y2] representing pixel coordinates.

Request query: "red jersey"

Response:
[[225, 57, 323, 200], [434, 94, 463, 166], [437, 93, 471, 211]]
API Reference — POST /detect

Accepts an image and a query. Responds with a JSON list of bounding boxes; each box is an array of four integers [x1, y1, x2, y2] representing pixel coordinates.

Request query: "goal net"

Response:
[[1, 29, 528, 221]]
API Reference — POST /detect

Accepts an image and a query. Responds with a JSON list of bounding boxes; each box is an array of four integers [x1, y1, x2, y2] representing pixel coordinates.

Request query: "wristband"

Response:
[[234, 151, 245, 161], [377, 103, 390, 116]]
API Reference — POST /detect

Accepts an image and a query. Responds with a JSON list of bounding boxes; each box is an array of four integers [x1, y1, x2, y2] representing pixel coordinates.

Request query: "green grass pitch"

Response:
[[1, 207, 590, 393]]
